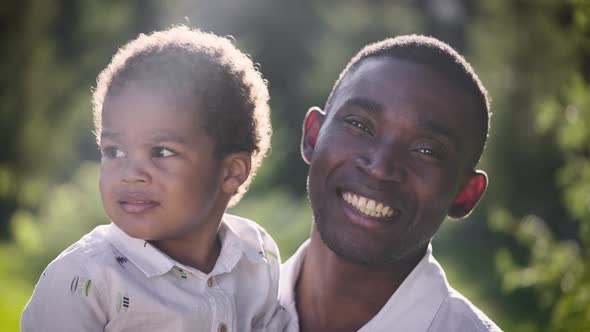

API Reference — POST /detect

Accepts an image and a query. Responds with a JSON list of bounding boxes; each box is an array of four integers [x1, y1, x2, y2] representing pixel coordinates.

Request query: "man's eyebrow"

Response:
[[418, 119, 460, 146], [341, 97, 383, 114]]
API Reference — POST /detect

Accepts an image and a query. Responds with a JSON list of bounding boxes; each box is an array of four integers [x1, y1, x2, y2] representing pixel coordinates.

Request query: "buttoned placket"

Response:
[[177, 266, 235, 332], [150, 221, 258, 332], [170, 267, 234, 331], [203, 273, 234, 332]]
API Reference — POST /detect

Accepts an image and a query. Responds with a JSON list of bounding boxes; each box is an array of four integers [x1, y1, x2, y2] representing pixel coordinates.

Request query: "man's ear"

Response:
[[448, 170, 488, 219], [301, 106, 325, 165], [221, 152, 251, 195]]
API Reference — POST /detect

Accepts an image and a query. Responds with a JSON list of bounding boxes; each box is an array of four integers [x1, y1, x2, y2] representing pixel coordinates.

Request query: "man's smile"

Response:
[[341, 191, 397, 218]]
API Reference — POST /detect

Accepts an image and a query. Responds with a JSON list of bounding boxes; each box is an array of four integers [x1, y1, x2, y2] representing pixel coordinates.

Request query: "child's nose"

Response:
[[355, 146, 406, 183], [121, 159, 151, 184]]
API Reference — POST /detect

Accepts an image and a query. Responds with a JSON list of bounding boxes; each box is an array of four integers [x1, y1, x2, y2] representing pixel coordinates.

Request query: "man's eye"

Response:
[[101, 146, 125, 159], [346, 119, 371, 133], [416, 148, 440, 159], [152, 147, 176, 158]]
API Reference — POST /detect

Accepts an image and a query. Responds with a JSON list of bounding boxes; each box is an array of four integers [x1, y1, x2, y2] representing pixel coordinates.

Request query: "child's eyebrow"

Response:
[[148, 131, 189, 144], [100, 130, 121, 142], [99, 130, 189, 144]]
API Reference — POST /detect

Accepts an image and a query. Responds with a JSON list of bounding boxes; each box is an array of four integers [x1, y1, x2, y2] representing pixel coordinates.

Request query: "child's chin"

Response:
[[115, 222, 155, 241]]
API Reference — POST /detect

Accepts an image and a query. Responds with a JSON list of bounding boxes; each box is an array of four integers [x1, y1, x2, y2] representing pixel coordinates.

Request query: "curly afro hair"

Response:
[[92, 25, 271, 205]]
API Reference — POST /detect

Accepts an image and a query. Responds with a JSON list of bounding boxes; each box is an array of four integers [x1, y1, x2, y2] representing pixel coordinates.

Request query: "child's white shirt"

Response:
[[21, 214, 288, 332]]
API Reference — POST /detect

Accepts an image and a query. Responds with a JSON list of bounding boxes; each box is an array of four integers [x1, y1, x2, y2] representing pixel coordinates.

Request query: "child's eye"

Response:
[[101, 146, 125, 159], [152, 147, 176, 158]]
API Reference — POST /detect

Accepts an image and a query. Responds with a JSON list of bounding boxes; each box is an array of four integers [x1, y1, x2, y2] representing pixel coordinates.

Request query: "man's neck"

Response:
[[295, 231, 425, 332]]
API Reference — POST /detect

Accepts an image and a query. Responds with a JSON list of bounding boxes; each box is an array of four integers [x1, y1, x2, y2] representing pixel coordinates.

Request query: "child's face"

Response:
[[98, 82, 229, 242], [303, 56, 483, 266]]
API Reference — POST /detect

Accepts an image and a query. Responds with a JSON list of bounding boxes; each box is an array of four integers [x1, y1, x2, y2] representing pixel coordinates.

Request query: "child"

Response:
[[22, 26, 287, 331]]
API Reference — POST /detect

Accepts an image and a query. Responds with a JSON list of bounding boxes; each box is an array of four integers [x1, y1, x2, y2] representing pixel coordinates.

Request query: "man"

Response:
[[279, 35, 502, 331]]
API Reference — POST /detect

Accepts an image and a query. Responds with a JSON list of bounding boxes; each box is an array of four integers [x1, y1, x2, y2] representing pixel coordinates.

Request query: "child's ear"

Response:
[[301, 106, 326, 165], [221, 152, 251, 195], [448, 170, 488, 219]]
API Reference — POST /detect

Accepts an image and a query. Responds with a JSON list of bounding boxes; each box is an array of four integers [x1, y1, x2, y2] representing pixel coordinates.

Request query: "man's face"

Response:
[[304, 56, 483, 265]]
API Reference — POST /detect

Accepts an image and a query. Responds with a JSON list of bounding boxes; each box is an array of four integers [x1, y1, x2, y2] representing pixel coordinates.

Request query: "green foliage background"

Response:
[[1, 1, 589, 331]]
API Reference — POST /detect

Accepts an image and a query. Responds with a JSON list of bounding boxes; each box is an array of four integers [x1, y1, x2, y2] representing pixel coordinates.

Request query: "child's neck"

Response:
[[151, 232, 222, 274]]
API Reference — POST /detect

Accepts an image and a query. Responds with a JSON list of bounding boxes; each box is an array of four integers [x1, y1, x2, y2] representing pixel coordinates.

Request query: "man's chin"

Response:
[[316, 224, 395, 267]]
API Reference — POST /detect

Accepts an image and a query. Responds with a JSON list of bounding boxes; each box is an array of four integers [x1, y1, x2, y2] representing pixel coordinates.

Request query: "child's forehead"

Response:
[[102, 80, 206, 127], [108, 79, 202, 110], [99, 82, 211, 142]]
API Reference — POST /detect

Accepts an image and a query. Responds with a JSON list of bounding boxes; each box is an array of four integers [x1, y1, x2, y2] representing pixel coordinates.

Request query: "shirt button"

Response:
[[217, 322, 227, 332], [207, 276, 214, 287]]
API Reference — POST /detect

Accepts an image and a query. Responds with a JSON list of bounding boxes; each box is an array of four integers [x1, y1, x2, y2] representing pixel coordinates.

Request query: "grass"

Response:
[[0, 244, 33, 332]]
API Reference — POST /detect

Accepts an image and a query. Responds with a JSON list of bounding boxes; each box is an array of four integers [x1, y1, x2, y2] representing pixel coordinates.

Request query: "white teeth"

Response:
[[358, 196, 367, 209], [382, 206, 391, 216], [341, 192, 396, 218], [376, 203, 383, 213]]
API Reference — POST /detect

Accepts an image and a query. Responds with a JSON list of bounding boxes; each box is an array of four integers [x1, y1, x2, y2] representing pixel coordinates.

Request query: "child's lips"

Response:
[[118, 193, 159, 214], [119, 200, 159, 214]]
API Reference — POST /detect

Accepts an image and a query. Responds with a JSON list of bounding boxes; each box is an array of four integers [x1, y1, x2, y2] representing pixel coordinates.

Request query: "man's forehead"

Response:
[[326, 56, 482, 147], [342, 57, 453, 95], [330, 57, 479, 117]]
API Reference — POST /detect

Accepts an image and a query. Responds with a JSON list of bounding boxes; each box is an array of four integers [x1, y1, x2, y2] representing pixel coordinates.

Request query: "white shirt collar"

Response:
[[278, 239, 309, 312], [106, 214, 267, 278], [279, 241, 449, 332], [363, 243, 448, 331]]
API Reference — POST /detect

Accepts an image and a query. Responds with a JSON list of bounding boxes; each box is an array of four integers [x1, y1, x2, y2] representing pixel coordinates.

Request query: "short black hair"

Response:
[[325, 35, 490, 168], [92, 25, 271, 205]]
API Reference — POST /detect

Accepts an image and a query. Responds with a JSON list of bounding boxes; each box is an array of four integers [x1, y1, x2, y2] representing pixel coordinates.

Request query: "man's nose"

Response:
[[121, 158, 151, 184], [355, 146, 406, 183]]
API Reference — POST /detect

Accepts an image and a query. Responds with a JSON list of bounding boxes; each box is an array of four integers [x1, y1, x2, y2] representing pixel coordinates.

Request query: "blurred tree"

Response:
[[3, 0, 587, 330], [472, 0, 590, 330], [1, 2, 162, 326], [11, 163, 104, 281], [0, 0, 160, 237]]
